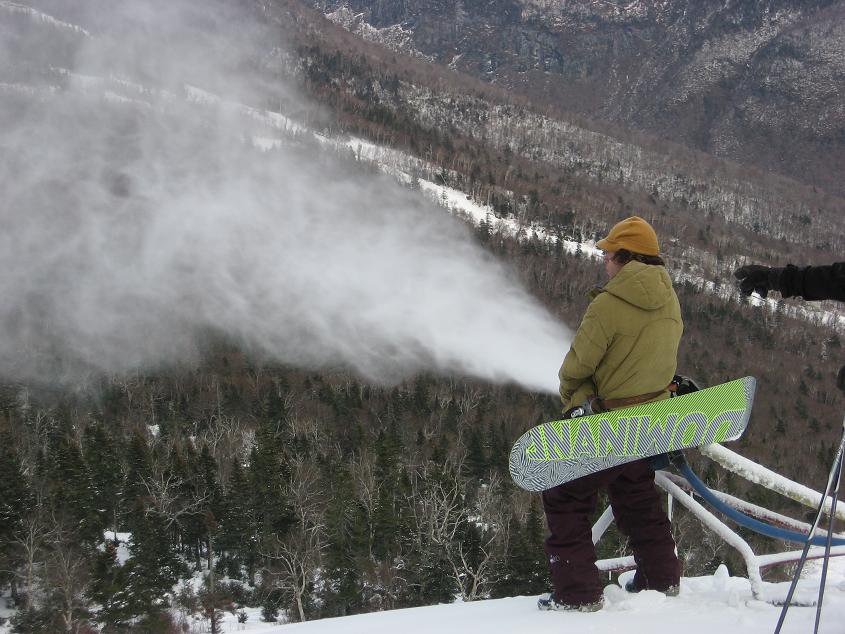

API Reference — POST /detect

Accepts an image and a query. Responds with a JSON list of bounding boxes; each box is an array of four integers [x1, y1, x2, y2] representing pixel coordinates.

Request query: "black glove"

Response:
[[734, 265, 783, 297]]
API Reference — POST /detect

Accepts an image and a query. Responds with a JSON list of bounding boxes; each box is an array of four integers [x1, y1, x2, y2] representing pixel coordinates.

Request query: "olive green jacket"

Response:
[[559, 261, 683, 410]]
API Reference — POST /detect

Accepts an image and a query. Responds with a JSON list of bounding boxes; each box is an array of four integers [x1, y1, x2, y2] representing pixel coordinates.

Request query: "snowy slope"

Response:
[[212, 565, 845, 633], [11, 58, 843, 334]]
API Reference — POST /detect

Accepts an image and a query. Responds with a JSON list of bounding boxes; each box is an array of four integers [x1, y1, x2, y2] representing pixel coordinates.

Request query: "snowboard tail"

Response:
[[509, 376, 756, 492]]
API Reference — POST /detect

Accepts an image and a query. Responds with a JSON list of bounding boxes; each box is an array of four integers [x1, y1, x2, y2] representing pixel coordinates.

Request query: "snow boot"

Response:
[[537, 592, 603, 612], [624, 579, 679, 597]]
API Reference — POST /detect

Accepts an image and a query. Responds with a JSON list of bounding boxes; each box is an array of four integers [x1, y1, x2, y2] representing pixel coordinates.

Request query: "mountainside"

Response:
[[312, 0, 845, 197], [4, 0, 845, 478], [4, 1, 845, 630]]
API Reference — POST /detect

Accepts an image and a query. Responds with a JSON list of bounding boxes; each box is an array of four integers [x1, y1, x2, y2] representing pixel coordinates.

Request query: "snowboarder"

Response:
[[538, 216, 682, 612], [734, 262, 845, 302]]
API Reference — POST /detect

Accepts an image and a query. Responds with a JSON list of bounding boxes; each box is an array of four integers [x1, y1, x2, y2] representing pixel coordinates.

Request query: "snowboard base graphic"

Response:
[[509, 377, 756, 492]]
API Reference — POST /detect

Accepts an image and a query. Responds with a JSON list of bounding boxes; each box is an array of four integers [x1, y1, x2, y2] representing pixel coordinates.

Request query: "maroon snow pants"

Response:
[[541, 458, 681, 605]]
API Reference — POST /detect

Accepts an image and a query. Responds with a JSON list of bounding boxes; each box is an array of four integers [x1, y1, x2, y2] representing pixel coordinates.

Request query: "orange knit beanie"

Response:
[[596, 216, 659, 256]]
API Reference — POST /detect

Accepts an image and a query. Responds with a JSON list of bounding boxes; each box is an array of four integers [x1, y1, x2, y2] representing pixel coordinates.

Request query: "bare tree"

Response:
[[456, 387, 483, 422], [111, 373, 140, 410], [407, 459, 510, 602], [140, 470, 210, 533], [45, 529, 92, 634], [287, 416, 325, 450], [260, 457, 326, 622], [262, 520, 326, 623], [407, 469, 464, 549], [446, 473, 511, 601], [199, 414, 253, 484], [350, 451, 378, 561], [2, 494, 54, 609]]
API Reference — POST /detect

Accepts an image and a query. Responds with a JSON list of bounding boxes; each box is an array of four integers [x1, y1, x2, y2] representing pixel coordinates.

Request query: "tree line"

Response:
[[0, 362, 554, 631]]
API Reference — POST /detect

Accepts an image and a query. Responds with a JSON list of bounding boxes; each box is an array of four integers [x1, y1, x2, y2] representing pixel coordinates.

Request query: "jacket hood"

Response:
[[603, 261, 674, 310]]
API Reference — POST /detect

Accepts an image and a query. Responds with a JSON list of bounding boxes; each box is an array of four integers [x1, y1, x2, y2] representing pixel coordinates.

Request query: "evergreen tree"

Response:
[[372, 428, 403, 560], [248, 418, 293, 537], [217, 460, 259, 582], [10, 606, 52, 633], [195, 445, 227, 632], [82, 422, 124, 534], [522, 499, 549, 591], [88, 540, 134, 630], [317, 464, 366, 617], [121, 510, 183, 622], [119, 431, 183, 622], [0, 442, 30, 591], [487, 422, 510, 476], [494, 499, 548, 598], [463, 427, 487, 481], [406, 548, 454, 607], [123, 430, 154, 509], [167, 440, 204, 566], [197, 572, 230, 634], [44, 422, 100, 544]]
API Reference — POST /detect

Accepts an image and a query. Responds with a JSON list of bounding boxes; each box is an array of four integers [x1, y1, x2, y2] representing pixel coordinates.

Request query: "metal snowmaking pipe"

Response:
[[653, 470, 766, 599], [660, 470, 845, 538], [698, 443, 845, 522], [674, 456, 845, 547]]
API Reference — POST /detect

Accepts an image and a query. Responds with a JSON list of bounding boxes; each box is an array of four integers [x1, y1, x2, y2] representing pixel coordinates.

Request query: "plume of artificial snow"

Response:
[[0, 0, 570, 393]]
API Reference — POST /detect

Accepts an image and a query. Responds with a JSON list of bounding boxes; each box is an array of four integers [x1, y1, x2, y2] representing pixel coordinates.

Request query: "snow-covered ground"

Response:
[[3, 565, 842, 632], [212, 564, 845, 633]]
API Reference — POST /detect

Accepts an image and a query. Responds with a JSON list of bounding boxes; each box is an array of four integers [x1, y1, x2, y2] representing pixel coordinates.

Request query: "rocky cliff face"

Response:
[[313, 0, 845, 196]]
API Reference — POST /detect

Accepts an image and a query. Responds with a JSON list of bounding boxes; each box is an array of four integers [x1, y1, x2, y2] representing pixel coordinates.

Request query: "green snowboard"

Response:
[[509, 376, 756, 492]]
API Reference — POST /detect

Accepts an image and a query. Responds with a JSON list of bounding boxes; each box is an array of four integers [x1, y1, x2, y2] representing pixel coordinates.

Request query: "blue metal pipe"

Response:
[[674, 456, 845, 547]]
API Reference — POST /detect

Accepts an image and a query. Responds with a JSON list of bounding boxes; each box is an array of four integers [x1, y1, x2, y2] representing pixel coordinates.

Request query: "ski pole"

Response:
[[773, 421, 845, 634], [813, 417, 845, 634]]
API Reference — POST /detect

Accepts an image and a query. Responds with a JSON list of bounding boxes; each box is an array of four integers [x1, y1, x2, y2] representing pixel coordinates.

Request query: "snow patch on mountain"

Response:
[[519, 0, 670, 25], [0, 1, 90, 37], [669, 20, 787, 106], [0, 82, 58, 97], [325, 6, 433, 62]]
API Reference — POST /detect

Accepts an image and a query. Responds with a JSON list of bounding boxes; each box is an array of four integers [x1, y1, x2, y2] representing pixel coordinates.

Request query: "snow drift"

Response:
[[201, 565, 845, 633]]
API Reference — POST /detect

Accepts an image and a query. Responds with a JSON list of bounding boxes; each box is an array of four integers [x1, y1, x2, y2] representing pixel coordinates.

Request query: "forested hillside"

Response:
[[1, 1, 844, 631], [2, 228, 842, 630], [312, 0, 845, 198]]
